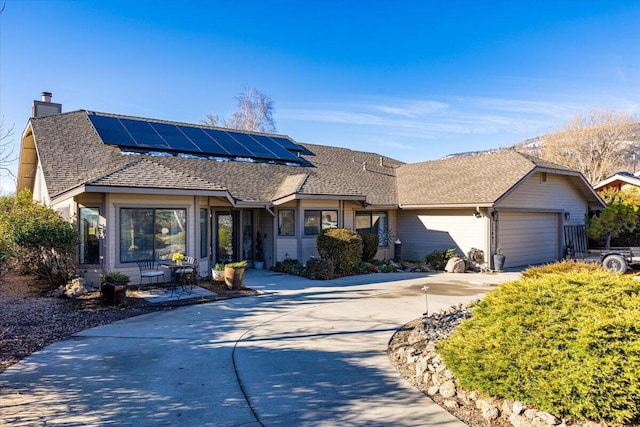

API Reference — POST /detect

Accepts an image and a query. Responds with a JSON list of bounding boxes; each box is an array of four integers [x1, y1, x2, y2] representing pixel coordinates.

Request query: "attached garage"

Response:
[[498, 212, 560, 268]]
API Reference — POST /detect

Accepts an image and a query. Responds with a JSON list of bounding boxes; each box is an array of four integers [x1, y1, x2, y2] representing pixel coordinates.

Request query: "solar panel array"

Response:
[[87, 113, 310, 164]]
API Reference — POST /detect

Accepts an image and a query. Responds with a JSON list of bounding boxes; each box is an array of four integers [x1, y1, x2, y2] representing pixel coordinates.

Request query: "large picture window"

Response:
[[120, 208, 186, 263], [278, 209, 295, 236], [79, 207, 100, 264], [304, 210, 338, 236], [356, 211, 388, 246]]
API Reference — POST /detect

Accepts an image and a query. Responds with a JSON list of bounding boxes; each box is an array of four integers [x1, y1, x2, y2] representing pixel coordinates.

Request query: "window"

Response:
[[304, 210, 338, 236], [200, 209, 209, 258], [356, 211, 388, 246], [120, 208, 186, 263], [79, 207, 100, 264], [278, 209, 295, 236]]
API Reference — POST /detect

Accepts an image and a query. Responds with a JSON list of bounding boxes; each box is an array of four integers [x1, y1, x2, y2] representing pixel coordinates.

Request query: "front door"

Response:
[[216, 212, 236, 263]]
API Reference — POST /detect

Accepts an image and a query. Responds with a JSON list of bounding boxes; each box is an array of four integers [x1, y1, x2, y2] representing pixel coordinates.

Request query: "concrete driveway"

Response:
[[0, 270, 520, 426]]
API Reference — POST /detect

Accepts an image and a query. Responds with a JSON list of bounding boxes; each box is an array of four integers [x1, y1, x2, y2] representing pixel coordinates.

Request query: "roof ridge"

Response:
[[86, 158, 146, 184]]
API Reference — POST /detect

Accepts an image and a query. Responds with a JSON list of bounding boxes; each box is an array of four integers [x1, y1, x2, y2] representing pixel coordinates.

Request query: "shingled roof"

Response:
[[25, 111, 402, 205], [395, 150, 581, 206], [22, 110, 602, 209]]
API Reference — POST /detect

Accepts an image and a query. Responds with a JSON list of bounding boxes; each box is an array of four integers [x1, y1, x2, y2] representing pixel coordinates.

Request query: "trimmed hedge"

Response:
[[361, 233, 379, 262], [438, 265, 640, 424], [305, 257, 335, 280], [316, 228, 363, 275]]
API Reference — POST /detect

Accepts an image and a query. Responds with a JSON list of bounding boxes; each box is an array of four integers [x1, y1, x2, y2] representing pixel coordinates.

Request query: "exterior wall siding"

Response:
[[398, 209, 488, 262], [498, 172, 588, 224]]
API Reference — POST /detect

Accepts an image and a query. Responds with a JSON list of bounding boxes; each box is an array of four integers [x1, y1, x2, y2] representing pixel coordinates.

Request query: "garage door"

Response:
[[498, 212, 559, 268]]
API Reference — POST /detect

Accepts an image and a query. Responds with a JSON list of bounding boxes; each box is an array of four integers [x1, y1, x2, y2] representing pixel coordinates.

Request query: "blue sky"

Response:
[[1, 0, 639, 194]]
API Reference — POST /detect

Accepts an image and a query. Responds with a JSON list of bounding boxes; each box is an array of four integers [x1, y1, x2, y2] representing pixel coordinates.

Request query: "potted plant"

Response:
[[493, 245, 506, 272], [172, 252, 185, 265], [212, 263, 225, 282], [100, 272, 130, 305], [224, 260, 247, 290], [254, 231, 265, 269]]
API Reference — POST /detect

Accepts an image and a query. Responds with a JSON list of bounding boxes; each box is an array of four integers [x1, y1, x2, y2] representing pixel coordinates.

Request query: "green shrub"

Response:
[[425, 248, 458, 271], [225, 260, 247, 269], [0, 190, 80, 287], [521, 260, 604, 279], [316, 228, 363, 275], [361, 233, 379, 262], [304, 257, 335, 280], [272, 259, 303, 276], [438, 268, 640, 424], [379, 263, 399, 273], [101, 272, 131, 286]]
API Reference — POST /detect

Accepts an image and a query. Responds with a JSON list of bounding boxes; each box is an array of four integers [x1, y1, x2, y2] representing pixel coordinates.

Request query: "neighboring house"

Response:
[[593, 171, 640, 193], [17, 94, 605, 284]]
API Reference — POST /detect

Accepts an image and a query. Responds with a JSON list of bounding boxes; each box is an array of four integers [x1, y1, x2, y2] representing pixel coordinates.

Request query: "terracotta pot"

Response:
[[224, 266, 245, 290]]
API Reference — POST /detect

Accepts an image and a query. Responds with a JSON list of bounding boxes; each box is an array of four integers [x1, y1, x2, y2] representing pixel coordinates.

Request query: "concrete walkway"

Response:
[[0, 270, 520, 426]]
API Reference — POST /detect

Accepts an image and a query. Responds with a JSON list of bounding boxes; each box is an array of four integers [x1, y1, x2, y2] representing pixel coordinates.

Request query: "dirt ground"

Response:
[[0, 268, 258, 372]]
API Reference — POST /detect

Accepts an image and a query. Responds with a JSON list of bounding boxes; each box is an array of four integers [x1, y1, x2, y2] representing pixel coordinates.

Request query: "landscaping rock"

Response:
[[513, 400, 526, 415], [439, 380, 457, 398], [535, 410, 561, 425], [426, 385, 440, 396], [445, 257, 466, 273], [64, 278, 88, 298], [477, 399, 500, 421]]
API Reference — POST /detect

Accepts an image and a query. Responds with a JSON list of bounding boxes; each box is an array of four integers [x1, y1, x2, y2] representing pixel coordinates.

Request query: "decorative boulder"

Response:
[[445, 257, 466, 273]]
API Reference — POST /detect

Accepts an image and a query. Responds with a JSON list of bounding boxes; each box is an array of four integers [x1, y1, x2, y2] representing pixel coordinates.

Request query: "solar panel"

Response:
[[268, 136, 313, 155], [178, 126, 229, 156], [89, 113, 306, 164], [119, 118, 169, 150], [250, 134, 302, 162], [227, 132, 276, 159], [88, 114, 137, 148], [149, 122, 201, 153], [203, 130, 253, 157]]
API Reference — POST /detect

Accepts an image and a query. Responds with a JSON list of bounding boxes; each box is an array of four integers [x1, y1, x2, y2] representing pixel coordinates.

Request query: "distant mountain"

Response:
[[445, 126, 640, 170]]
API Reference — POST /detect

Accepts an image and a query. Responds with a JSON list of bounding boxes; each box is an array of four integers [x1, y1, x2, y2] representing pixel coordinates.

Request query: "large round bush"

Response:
[[316, 228, 362, 275], [438, 263, 640, 424]]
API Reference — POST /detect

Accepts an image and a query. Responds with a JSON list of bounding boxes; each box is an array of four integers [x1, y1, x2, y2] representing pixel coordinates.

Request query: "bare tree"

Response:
[[0, 118, 15, 176], [202, 114, 220, 127], [540, 109, 638, 184], [202, 87, 277, 133]]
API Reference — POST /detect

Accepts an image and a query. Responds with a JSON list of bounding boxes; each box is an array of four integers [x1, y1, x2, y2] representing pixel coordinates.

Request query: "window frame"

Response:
[[304, 209, 338, 236], [355, 211, 389, 247], [278, 209, 295, 237], [119, 207, 187, 263], [79, 207, 100, 265]]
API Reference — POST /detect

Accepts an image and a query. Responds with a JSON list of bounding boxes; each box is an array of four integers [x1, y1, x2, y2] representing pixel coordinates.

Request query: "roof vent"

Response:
[[32, 91, 62, 118]]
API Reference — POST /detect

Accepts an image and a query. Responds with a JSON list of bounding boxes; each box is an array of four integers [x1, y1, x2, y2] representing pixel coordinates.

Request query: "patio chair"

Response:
[[136, 260, 165, 290], [175, 256, 197, 290]]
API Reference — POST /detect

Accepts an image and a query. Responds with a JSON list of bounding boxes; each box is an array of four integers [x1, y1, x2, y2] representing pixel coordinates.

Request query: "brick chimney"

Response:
[[32, 91, 62, 117]]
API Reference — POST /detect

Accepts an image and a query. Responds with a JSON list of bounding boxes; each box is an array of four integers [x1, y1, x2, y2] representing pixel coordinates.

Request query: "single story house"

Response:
[[17, 93, 605, 285], [593, 171, 640, 193]]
